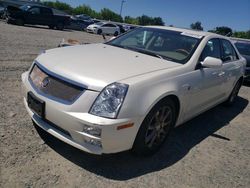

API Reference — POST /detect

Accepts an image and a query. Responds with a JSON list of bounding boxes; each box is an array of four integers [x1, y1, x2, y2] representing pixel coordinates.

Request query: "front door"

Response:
[[184, 38, 225, 119]]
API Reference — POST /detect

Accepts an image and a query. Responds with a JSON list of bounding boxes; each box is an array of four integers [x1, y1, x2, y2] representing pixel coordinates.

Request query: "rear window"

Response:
[[235, 42, 250, 56]]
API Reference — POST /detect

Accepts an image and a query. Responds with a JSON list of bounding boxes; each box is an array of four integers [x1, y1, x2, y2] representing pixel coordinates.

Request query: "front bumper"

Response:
[[86, 28, 96, 33], [21, 72, 142, 154]]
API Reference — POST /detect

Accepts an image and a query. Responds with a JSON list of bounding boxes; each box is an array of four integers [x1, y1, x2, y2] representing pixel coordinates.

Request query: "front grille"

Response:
[[29, 64, 84, 104]]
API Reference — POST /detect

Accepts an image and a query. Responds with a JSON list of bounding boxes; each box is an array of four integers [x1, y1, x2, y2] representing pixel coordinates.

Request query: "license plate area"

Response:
[[27, 92, 45, 118]]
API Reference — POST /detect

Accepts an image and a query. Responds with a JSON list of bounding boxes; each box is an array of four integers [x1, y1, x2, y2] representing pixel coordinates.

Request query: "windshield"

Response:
[[235, 42, 250, 56], [20, 5, 31, 11], [95, 22, 104, 26], [107, 27, 202, 64]]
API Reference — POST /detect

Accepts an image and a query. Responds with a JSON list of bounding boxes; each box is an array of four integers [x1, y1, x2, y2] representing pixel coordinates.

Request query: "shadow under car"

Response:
[[34, 96, 248, 180]]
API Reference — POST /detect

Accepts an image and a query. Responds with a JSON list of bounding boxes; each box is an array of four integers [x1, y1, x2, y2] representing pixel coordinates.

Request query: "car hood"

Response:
[[87, 24, 99, 28], [36, 43, 180, 91]]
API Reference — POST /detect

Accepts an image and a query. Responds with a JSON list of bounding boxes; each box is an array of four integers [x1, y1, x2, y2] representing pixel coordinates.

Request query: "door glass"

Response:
[[221, 39, 238, 62], [28, 7, 40, 14], [200, 39, 221, 61]]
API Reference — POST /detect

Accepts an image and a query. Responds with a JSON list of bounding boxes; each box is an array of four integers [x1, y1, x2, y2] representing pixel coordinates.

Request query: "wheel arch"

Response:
[[137, 91, 182, 128]]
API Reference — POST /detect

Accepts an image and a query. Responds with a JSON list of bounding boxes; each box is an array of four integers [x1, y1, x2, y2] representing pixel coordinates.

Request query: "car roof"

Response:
[[21, 4, 49, 8], [230, 37, 250, 43], [145, 25, 224, 38]]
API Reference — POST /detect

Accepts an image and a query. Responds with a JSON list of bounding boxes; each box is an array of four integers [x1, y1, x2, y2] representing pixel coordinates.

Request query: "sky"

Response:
[[53, 0, 250, 31]]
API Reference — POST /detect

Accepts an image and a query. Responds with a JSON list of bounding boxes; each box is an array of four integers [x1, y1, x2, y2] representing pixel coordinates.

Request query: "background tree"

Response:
[[152, 17, 165, 26], [72, 5, 100, 18], [124, 16, 139, 25], [137, 15, 165, 26], [43, 1, 72, 14], [190, 21, 203, 31], [100, 8, 123, 22], [42, 0, 249, 39], [232, 30, 250, 39], [209, 26, 233, 36]]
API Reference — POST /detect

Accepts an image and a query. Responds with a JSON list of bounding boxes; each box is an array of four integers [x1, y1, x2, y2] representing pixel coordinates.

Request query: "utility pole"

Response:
[[119, 0, 126, 17]]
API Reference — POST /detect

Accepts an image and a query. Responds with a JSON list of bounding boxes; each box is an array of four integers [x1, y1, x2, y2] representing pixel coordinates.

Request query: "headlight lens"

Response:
[[89, 82, 129, 118]]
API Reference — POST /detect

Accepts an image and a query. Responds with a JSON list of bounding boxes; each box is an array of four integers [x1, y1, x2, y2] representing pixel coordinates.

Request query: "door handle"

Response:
[[218, 71, 225, 77]]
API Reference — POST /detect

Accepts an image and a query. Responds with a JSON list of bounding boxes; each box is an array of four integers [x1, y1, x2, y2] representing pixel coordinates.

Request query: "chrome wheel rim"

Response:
[[145, 106, 173, 148]]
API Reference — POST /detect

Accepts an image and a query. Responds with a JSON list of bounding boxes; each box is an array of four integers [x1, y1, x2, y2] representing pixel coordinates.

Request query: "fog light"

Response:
[[84, 137, 102, 147], [82, 124, 101, 137]]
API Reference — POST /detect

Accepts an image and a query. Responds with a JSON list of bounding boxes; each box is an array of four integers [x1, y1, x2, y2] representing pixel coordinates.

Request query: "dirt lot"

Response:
[[0, 21, 250, 188]]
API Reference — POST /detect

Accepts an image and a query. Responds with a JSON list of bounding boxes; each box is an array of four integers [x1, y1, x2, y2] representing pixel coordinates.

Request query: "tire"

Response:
[[224, 79, 242, 106], [56, 23, 64, 30], [48, 25, 54, 29], [16, 18, 24, 26], [97, 29, 102, 35], [132, 98, 177, 156], [114, 31, 119, 36]]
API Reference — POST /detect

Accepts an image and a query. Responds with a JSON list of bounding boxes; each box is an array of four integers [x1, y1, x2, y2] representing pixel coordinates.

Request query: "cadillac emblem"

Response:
[[41, 77, 50, 88]]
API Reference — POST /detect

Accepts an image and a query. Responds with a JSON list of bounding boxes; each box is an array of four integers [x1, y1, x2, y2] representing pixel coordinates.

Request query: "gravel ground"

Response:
[[0, 21, 250, 188]]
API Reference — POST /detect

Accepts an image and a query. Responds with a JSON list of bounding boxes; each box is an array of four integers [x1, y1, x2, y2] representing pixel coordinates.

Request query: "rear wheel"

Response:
[[132, 99, 177, 156], [114, 31, 119, 36], [224, 79, 242, 106]]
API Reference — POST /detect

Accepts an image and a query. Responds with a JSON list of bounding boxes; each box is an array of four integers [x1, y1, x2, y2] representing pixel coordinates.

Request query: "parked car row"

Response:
[[2, 3, 137, 35], [4, 4, 70, 30], [231, 38, 250, 82]]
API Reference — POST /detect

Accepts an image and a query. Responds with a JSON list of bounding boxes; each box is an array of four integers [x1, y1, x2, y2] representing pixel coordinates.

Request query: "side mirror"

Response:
[[201, 57, 222, 69]]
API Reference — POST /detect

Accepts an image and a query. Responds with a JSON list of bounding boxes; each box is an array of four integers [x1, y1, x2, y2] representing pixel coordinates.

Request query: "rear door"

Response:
[[25, 7, 42, 24], [220, 39, 242, 95], [101, 24, 116, 34], [40, 7, 54, 25]]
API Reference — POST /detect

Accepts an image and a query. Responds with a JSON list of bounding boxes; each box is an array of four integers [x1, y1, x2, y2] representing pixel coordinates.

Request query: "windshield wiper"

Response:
[[126, 47, 174, 61], [108, 43, 174, 61]]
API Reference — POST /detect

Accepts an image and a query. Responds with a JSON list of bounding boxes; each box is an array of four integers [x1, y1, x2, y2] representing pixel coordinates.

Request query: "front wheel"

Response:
[[97, 29, 102, 35], [132, 99, 177, 156]]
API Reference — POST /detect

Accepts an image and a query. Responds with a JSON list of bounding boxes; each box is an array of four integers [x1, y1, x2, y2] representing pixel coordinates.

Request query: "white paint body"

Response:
[[22, 26, 246, 154], [86, 23, 120, 35]]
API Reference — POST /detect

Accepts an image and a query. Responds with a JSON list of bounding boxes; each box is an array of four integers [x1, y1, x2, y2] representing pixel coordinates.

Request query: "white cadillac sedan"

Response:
[[22, 26, 246, 155]]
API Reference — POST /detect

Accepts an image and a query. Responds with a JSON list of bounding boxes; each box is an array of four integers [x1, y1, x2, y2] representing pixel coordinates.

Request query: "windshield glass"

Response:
[[20, 5, 31, 11], [95, 22, 104, 26], [107, 27, 202, 64], [235, 42, 250, 56]]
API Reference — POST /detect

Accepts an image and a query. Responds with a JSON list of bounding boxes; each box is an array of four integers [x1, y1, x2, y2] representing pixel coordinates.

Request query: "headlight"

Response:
[[89, 82, 129, 119]]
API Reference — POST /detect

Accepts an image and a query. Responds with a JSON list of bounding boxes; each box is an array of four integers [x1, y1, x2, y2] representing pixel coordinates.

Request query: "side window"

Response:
[[41, 8, 52, 15], [28, 7, 40, 14], [103, 24, 113, 27], [221, 39, 238, 62], [200, 39, 221, 61]]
